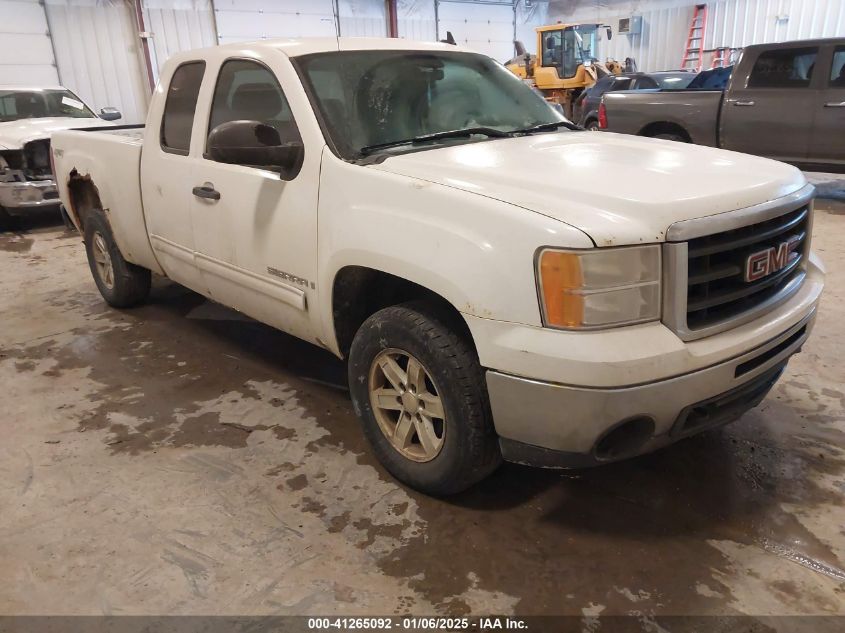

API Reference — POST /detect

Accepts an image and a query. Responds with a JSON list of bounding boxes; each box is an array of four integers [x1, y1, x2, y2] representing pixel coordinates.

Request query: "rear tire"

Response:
[[585, 119, 600, 131], [84, 210, 150, 308], [348, 302, 501, 496]]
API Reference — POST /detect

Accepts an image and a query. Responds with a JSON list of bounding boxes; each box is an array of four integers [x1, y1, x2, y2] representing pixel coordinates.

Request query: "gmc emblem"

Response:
[[744, 237, 801, 282]]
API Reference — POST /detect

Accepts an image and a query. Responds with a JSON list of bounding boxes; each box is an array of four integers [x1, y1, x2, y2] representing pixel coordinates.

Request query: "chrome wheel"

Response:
[[369, 348, 446, 462], [92, 231, 114, 289]]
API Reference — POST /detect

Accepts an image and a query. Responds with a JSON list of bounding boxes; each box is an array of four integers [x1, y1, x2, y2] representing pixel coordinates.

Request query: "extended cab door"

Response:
[[189, 56, 320, 344], [810, 44, 845, 166], [720, 45, 819, 162], [140, 60, 207, 291]]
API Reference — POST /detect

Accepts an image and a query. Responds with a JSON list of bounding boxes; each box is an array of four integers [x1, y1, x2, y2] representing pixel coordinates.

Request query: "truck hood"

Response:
[[369, 132, 807, 246], [0, 117, 109, 150]]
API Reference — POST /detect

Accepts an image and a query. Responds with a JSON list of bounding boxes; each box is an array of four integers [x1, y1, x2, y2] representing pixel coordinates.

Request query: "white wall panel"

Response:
[[213, 0, 338, 44], [515, 0, 551, 56], [143, 0, 216, 82], [339, 0, 386, 37], [46, 0, 149, 124], [551, 0, 845, 72], [398, 0, 437, 41], [0, 0, 59, 85], [437, 0, 516, 62]]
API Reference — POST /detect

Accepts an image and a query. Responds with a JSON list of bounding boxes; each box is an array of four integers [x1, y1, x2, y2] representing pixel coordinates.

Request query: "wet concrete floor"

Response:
[[1, 203, 844, 622]]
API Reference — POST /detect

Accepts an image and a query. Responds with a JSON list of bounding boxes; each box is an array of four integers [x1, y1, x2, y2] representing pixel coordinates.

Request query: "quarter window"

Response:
[[161, 61, 205, 154], [748, 47, 818, 88], [207, 59, 301, 154], [830, 46, 845, 87]]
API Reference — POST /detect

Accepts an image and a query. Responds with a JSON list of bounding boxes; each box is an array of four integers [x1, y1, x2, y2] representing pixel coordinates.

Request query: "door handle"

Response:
[[192, 183, 220, 200], [733, 101, 756, 107], [824, 101, 845, 108]]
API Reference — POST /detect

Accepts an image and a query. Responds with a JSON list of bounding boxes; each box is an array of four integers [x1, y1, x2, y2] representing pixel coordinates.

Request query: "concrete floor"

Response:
[[1, 196, 844, 621]]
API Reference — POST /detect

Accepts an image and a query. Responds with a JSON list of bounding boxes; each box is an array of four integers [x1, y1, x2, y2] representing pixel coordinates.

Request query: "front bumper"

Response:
[[488, 312, 814, 467], [0, 179, 61, 212]]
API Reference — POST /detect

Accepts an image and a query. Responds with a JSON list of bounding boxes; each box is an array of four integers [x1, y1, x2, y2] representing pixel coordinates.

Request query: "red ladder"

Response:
[[681, 4, 708, 71], [710, 47, 731, 68]]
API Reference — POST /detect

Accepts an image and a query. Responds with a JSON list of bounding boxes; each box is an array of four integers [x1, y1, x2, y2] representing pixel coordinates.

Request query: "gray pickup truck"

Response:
[[601, 38, 845, 170]]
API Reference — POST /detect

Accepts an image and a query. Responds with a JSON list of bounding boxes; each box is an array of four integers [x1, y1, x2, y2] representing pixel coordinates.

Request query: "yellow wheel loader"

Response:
[[506, 22, 622, 119]]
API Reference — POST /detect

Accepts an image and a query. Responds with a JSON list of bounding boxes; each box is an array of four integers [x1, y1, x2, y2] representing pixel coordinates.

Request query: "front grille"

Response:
[[671, 362, 786, 438], [685, 205, 809, 330]]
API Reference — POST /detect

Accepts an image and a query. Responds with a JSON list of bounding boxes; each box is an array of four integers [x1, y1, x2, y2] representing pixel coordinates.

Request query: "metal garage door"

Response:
[[437, 0, 515, 63], [213, 0, 339, 45], [0, 0, 59, 85]]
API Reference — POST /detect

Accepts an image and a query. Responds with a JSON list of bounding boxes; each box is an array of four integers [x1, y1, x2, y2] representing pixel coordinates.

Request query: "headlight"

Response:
[[536, 245, 661, 329]]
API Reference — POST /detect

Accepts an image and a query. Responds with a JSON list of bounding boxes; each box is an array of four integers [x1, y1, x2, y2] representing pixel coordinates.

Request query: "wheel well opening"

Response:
[[66, 171, 103, 230], [639, 122, 691, 141], [331, 266, 473, 359]]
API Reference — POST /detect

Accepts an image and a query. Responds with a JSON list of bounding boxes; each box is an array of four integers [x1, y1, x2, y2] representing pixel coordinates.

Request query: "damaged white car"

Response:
[[0, 86, 120, 230]]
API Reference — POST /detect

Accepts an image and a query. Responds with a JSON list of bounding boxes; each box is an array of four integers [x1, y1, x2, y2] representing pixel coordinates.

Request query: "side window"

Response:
[[0, 95, 16, 117], [609, 78, 633, 92], [207, 59, 301, 154], [635, 77, 658, 90], [748, 47, 818, 88], [161, 61, 205, 154], [541, 30, 563, 72], [830, 46, 845, 87]]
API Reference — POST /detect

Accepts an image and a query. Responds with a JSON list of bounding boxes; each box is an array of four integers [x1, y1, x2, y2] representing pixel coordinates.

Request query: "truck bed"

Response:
[[52, 125, 162, 275], [601, 90, 724, 147]]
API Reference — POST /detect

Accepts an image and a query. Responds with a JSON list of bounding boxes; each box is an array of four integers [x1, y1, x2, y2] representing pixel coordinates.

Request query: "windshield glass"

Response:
[[571, 25, 598, 62], [0, 89, 96, 122], [654, 73, 696, 89], [295, 50, 566, 159]]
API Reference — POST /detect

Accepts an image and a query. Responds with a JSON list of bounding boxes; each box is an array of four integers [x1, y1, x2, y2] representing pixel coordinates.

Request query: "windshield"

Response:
[[0, 89, 96, 122], [295, 50, 566, 159], [571, 25, 599, 62]]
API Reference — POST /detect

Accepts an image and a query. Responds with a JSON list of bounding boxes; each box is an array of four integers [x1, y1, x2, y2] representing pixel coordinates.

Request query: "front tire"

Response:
[[84, 210, 151, 307], [348, 302, 501, 496]]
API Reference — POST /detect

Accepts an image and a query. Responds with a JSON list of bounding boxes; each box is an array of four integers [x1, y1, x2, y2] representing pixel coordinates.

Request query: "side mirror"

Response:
[[99, 107, 121, 121], [207, 120, 304, 180]]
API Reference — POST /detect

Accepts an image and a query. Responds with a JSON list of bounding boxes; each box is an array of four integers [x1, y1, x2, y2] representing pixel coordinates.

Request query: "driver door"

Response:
[[189, 57, 319, 343]]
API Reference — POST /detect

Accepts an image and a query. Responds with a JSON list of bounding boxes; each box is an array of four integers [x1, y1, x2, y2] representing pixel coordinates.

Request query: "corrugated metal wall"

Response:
[[143, 0, 216, 82], [45, 0, 150, 123], [339, 0, 387, 37], [553, 0, 845, 72], [0, 0, 60, 85], [398, 0, 437, 41]]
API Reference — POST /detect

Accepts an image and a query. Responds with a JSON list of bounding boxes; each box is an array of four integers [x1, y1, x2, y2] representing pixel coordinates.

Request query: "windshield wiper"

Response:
[[509, 120, 582, 135], [359, 127, 510, 156]]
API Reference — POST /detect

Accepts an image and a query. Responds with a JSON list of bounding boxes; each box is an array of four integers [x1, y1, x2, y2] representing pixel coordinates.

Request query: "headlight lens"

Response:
[[537, 245, 661, 329]]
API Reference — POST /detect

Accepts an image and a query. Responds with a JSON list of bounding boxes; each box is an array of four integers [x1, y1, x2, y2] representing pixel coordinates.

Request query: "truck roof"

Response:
[[743, 37, 845, 50], [168, 36, 473, 64]]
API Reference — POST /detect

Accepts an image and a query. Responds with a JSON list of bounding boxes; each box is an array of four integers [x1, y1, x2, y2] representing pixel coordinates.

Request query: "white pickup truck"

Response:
[[52, 38, 824, 495], [0, 85, 120, 229]]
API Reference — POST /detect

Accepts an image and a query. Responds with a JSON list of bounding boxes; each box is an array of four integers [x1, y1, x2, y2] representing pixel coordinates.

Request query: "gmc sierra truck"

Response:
[[601, 38, 845, 170], [52, 38, 824, 496], [0, 85, 120, 229]]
